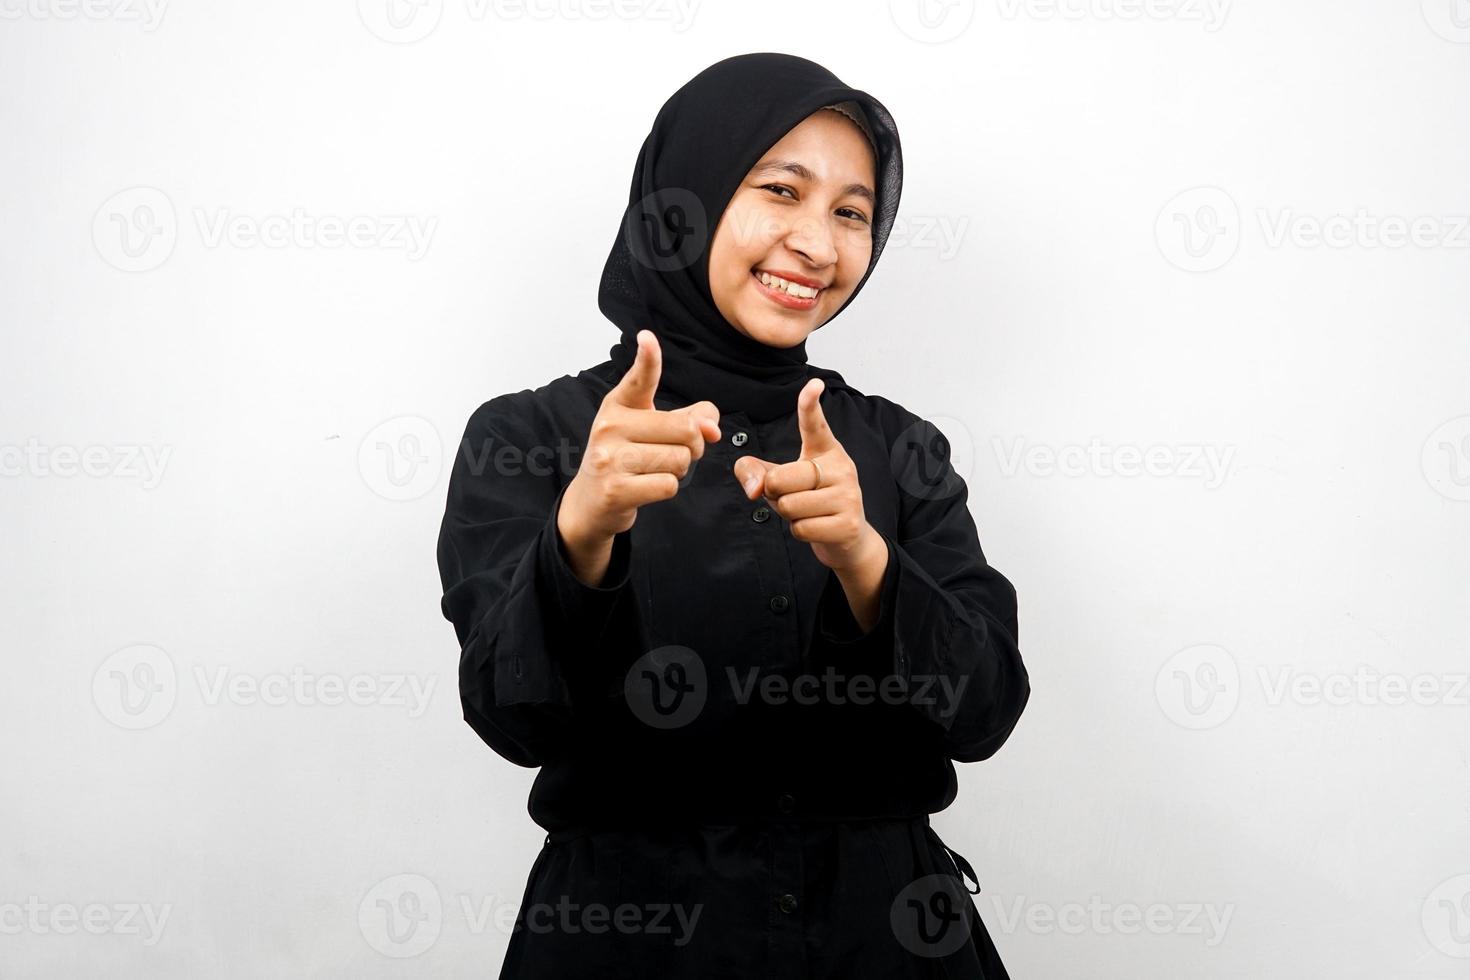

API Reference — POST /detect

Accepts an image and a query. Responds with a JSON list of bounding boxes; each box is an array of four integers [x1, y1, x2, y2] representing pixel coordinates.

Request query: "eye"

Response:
[[761, 184, 871, 225]]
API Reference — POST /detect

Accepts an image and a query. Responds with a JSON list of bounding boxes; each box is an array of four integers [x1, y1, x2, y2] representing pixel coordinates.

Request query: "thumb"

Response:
[[607, 329, 661, 409], [733, 455, 779, 501]]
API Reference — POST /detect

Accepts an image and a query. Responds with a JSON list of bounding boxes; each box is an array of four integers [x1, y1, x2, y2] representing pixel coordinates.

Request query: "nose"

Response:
[[783, 211, 838, 270]]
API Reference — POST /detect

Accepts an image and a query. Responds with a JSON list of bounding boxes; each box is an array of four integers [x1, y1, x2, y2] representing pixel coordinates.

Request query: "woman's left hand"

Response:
[[732, 378, 886, 574]]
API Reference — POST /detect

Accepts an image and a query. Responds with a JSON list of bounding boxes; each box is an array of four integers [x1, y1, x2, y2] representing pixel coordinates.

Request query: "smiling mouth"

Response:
[[751, 269, 824, 310]]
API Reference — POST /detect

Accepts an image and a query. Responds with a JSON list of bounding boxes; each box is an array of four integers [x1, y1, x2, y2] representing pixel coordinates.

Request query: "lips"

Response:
[[751, 269, 821, 310], [754, 267, 828, 289]]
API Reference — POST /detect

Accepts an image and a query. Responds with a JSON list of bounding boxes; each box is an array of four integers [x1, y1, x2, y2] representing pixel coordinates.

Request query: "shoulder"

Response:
[[458, 363, 615, 446], [826, 377, 932, 445]]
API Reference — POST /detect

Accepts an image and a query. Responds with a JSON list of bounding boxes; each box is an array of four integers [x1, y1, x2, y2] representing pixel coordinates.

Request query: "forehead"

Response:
[[750, 110, 877, 185]]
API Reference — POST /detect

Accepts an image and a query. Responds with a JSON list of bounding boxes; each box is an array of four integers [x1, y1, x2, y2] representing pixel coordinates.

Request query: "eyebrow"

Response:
[[751, 158, 875, 206]]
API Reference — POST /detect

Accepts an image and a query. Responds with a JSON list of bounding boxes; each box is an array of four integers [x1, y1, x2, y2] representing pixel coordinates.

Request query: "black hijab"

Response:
[[598, 52, 904, 424]]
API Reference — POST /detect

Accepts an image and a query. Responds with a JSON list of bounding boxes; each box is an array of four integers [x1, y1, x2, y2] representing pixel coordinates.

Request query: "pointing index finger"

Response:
[[798, 377, 837, 455]]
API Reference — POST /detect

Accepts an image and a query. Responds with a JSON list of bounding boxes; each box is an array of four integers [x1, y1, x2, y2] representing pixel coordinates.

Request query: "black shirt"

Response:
[[437, 360, 1030, 977]]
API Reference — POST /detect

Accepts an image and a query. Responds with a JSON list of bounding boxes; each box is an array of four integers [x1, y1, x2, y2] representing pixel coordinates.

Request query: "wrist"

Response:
[[833, 524, 886, 580], [556, 493, 614, 586]]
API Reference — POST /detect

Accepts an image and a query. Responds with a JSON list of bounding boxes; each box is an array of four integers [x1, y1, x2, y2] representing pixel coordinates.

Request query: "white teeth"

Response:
[[757, 271, 819, 299]]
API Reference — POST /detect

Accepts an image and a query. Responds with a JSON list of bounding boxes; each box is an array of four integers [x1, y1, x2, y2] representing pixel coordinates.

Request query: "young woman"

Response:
[[437, 51, 1030, 979]]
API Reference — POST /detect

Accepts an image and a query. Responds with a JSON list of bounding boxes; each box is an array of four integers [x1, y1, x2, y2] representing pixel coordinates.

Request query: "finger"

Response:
[[606, 329, 661, 409], [619, 471, 682, 506], [762, 455, 830, 499], [732, 454, 779, 500], [604, 442, 694, 477], [768, 485, 846, 521], [621, 411, 714, 459], [669, 400, 722, 443], [787, 513, 857, 544], [797, 377, 839, 456]]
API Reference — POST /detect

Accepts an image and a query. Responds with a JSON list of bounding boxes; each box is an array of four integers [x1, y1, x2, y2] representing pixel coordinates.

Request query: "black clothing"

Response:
[[599, 51, 902, 423], [437, 363, 1030, 977], [437, 50, 1028, 980]]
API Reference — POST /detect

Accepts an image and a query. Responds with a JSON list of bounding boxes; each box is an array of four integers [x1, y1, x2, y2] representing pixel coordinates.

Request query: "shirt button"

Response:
[[731, 431, 749, 447], [776, 793, 795, 814], [769, 594, 789, 614], [752, 506, 771, 523], [777, 893, 798, 914]]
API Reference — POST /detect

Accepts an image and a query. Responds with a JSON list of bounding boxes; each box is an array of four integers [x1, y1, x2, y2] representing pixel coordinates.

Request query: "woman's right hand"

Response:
[[557, 330, 721, 583]]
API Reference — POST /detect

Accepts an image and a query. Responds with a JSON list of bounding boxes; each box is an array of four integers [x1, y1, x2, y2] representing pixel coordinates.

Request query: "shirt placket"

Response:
[[727, 415, 809, 978]]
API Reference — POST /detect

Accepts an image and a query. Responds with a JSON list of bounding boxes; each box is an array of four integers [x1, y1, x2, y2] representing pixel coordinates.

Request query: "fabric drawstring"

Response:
[[924, 825, 982, 895]]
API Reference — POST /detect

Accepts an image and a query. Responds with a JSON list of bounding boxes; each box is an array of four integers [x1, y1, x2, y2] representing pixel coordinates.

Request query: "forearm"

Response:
[[556, 507, 615, 587], [833, 524, 889, 633]]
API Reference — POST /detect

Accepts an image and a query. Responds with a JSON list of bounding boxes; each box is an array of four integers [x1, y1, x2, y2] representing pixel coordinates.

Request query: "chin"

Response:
[[738, 315, 818, 349]]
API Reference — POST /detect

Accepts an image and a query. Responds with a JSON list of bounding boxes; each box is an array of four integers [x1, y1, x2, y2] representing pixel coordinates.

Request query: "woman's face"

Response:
[[707, 109, 877, 349]]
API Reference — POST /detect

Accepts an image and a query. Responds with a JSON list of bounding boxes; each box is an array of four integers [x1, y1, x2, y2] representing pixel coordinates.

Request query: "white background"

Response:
[[3, 0, 1468, 976]]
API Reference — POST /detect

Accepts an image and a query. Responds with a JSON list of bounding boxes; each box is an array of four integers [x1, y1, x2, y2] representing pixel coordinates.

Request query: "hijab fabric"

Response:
[[598, 52, 904, 423]]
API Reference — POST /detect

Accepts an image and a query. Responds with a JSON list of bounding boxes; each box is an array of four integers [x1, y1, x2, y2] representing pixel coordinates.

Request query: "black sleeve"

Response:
[[811, 421, 1030, 763], [437, 401, 633, 768]]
